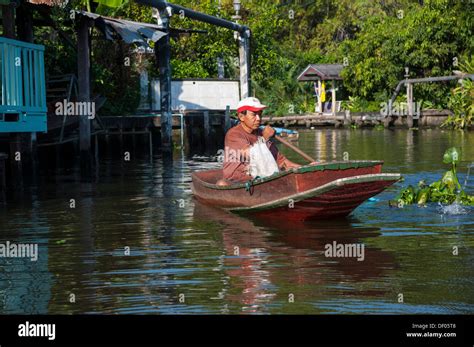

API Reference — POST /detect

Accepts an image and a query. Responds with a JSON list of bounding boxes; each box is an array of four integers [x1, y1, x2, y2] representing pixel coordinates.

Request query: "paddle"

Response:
[[274, 134, 315, 163]]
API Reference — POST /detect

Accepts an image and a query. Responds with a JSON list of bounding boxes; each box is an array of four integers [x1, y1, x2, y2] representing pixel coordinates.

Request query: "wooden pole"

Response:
[[149, 129, 153, 162], [77, 16, 92, 169], [317, 79, 322, 113], [275, 135, 315, 163], [9, 135, 23, 188], [3, 4, 23, 188], [16, 4, 34, 43], [17, 4, 38, 176], [224, 105, 231, 132], [0, 153, 7, 204], [77, 16, 91, 148], [2, 4, 16, 39], [203, 111, 210, 153], [344, 110, 351, 126], [156, 9, 172, 150], [331, 79, 336, 116]]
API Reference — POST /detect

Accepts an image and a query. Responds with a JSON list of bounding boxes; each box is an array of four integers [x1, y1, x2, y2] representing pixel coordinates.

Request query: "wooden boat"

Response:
[[191, 160, 400, 221]]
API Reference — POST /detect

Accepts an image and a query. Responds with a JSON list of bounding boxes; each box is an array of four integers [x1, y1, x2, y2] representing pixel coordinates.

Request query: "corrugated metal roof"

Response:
[[76, 10, 167, 47], [297, 64, 344, 81], [27, 0, 66, 5]]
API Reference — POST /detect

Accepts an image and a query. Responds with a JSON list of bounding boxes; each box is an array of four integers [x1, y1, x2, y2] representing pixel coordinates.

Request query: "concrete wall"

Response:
[[150, 79, 240, 111]]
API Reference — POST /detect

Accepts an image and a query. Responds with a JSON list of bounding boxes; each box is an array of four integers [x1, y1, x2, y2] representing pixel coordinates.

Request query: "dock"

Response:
[[263, 110, 454, 128]]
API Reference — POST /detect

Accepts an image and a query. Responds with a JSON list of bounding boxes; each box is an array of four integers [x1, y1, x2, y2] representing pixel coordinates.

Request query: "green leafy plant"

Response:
[[341, 96, 380, 112], [441, 80, 474, 130], [441, 56, 474, 130], [390, 147, 474, 207], [341, 96, 362, 111]]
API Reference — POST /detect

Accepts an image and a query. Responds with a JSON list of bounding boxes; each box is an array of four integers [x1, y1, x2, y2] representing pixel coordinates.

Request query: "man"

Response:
[[217, 97, 301, 186]]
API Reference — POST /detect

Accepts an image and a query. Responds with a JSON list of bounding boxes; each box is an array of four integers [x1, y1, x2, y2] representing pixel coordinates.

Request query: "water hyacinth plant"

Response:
[[390, 147, 474, 208]]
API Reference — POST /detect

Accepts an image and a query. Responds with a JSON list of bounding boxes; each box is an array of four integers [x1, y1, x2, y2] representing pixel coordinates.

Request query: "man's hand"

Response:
[[262, 125, 275, 141], [282, 159, 301, 170]]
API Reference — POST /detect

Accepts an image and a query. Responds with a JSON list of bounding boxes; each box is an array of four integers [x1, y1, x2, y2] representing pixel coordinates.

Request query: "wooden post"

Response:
[[9, 135, 23, 188], [16, 4, 34, 43], [331, 80, 336, 116], [344, 110, 351, 127], [224, 105, 231, 132], [17, 4, 38, 177], [239, 31, 250, 98], [119, 124, 124, 154], [1, 3, 23, 185], [406, 82, 413, 128], [0, 153, 7, 204], [156, 9, 172, 150], [317, 79, 322, 113], [94, 134, 99, 168], [77, 16, 92, 168], [132, 127, 137, 149], [203, 111, 211, 153], [2, 4, 16, 39], [149, 129, 153, 162]]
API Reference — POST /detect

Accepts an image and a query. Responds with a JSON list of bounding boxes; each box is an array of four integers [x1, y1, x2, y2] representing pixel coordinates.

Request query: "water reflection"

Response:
[[193, 201, 397, 314], [0, 129, 472, 314]]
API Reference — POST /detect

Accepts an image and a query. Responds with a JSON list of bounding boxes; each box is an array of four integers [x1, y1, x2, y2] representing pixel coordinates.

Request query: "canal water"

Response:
[[0, 129, 473, 314]]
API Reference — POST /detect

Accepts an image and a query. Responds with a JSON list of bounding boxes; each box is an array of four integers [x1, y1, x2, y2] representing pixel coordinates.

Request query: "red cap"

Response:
[[237, 97, 267, 113]]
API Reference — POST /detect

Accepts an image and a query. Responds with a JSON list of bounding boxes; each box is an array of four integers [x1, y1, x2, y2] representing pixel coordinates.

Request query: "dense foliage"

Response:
[[36, 0, 473, 117], [441, 58, 474, 129]]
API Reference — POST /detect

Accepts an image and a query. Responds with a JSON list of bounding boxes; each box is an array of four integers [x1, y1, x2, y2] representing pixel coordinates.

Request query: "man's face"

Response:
[[238, 110, 262, 131]]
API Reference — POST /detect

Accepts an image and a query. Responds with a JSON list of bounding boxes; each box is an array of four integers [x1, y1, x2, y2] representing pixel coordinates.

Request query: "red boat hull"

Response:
[[191, 161, 400, 221], [250, 178, 396, 220]]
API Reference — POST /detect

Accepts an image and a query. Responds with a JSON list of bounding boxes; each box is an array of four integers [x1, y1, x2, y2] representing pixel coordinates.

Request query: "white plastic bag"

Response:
[[248, 137, 279, 178]]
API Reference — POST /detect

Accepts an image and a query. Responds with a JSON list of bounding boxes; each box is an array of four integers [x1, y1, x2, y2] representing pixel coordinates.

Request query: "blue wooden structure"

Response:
[[0, 36, 47, 133]]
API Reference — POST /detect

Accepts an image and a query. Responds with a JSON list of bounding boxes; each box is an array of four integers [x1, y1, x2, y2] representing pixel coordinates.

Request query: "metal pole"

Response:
[[390, 74, 474, 106], [239, 31, 250, 98], [406, 82, 413, 128], [135, 0, 249, 34], [136, 0, 251, 99]]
